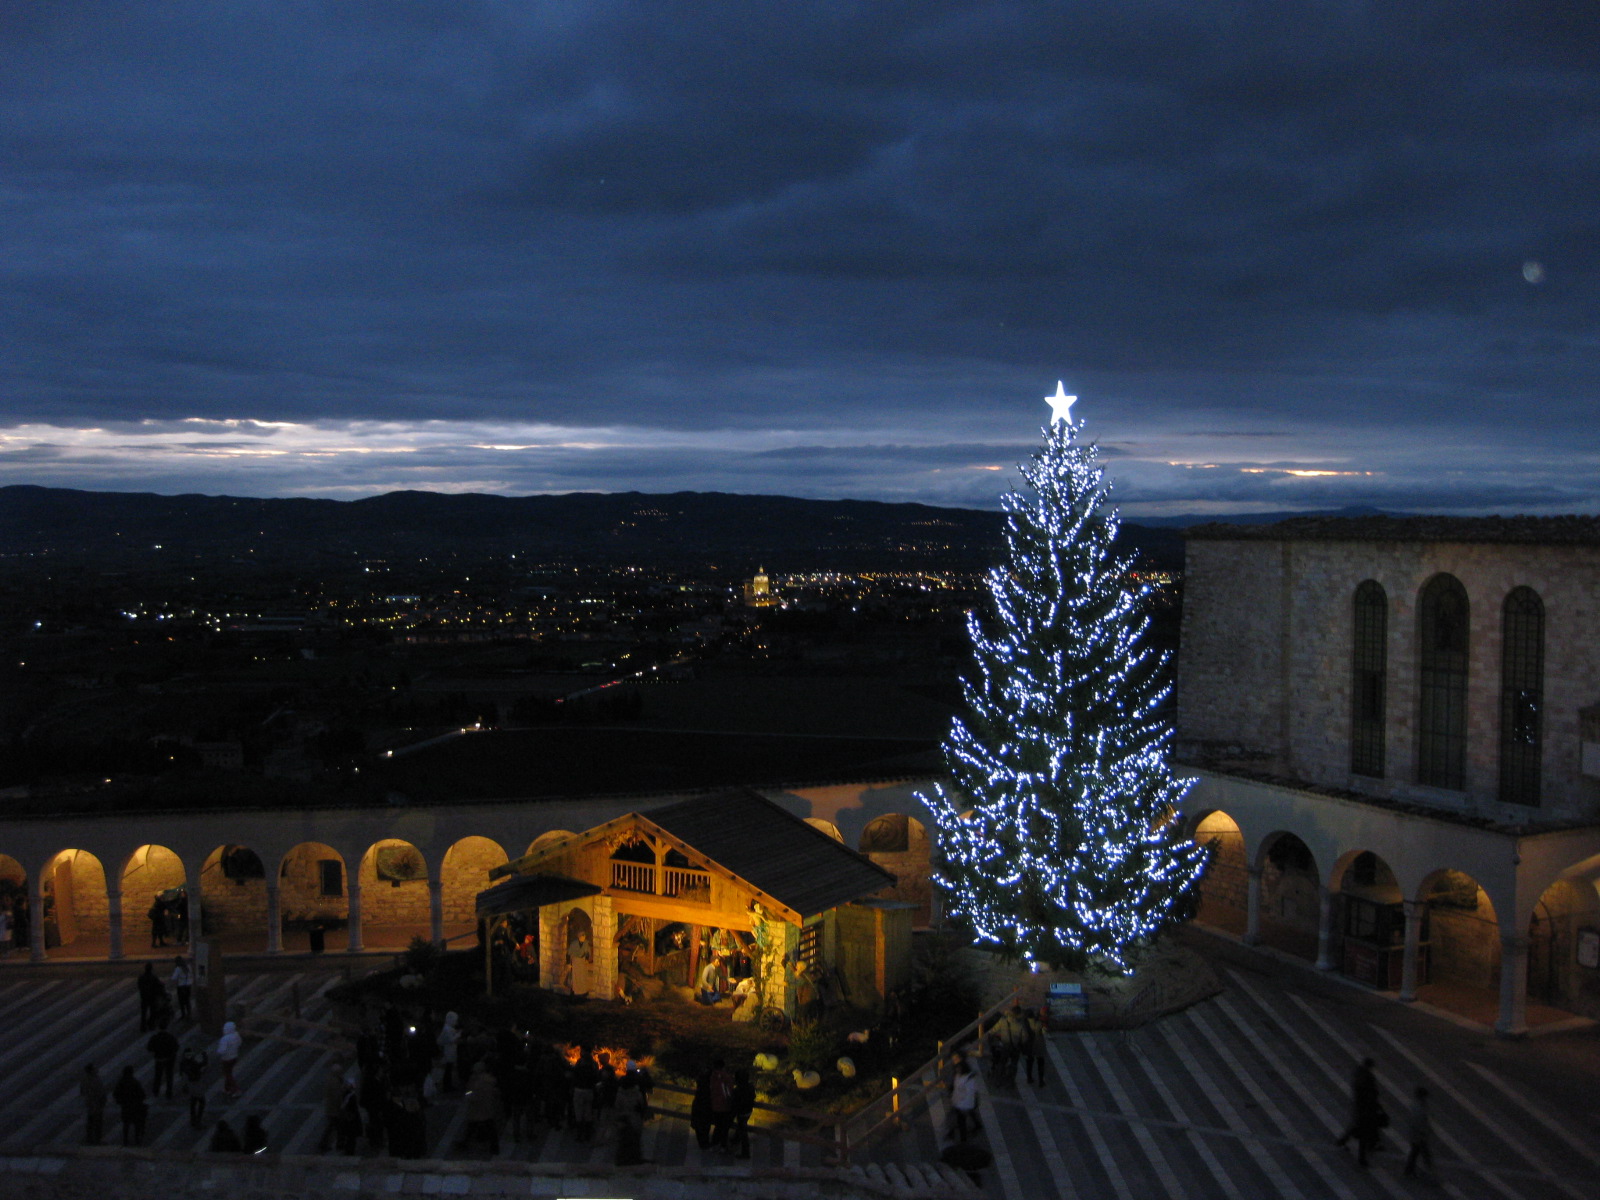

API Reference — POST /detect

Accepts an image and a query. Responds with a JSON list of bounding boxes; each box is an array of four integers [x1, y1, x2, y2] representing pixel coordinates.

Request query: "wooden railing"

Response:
[[610, 861, 655, 893], [662, 866, 711, 902], [830, 985, 1024, 1164]]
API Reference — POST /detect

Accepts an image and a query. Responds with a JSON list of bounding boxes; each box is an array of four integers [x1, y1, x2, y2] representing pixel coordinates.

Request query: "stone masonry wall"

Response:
[[1180, 537, 1600, 822], [440, 837, 508, 924]]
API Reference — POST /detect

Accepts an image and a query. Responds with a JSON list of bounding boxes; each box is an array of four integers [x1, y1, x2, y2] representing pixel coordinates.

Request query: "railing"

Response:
[[662, 866, 711, 902], [831, 985, 1024, 1164], [610, 861, 655, 893]]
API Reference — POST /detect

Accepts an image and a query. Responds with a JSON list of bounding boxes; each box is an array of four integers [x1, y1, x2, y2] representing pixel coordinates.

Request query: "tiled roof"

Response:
[[643, 787, 897, 919], [1185, 514, 1600, 546]]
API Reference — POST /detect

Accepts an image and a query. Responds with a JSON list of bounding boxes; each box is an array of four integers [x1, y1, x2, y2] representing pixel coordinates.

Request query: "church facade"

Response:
[[1176, 515, 1600, 1034]]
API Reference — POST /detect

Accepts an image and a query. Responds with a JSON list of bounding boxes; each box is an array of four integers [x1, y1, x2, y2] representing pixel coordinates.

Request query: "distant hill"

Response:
[[0, 485, 1186, 570]]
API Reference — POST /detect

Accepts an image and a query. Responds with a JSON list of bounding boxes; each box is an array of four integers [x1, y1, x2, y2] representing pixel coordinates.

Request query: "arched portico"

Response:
[[120, 844, 188, 952], [277, 843, 349, 954], [200, 845, 269, 950], [358, 839, 430, 950], [39, 849, 108, 959], [859, 813, 932, 926], [1247, 833, 1320, 961], [441, 836, 507, 947], [1331, 850, 1405, 988], [0, 855, 28, 956], [1189, 810, 1248, 936]]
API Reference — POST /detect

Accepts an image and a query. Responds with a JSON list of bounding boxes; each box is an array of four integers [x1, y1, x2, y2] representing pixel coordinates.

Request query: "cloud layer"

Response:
[[3, 2, 1597, 513]]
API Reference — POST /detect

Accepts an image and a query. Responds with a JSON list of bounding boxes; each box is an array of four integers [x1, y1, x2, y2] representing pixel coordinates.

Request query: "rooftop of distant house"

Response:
[[1185, 514, 1600, 546]]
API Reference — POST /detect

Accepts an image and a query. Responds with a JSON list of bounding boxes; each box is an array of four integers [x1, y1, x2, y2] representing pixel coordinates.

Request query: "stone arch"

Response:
[[1413, 867, 1500, 1001], [441, 836, 509, 933], [1188, 810, 1247, 936], [526, 830, 577, 858], [41, 849, 107, 954], [200, 845, 268, 946], [804, 818, 843, 843], [358, 838, 431, 946], [277, 842, 348, 951], [120, 844, 189, 951], [1331, 849, 1404, 987], [0, 854, 27, 954], [1527, 877, 1595, 1013], [1254, 832, 1321, 961], [859, 813, 932, 927]]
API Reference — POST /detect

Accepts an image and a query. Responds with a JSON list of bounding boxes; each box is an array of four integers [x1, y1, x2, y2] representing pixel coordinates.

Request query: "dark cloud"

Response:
[[0, 1, 1596, 510]]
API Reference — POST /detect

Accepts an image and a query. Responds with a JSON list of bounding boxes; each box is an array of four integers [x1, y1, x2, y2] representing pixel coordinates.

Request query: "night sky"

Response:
[[3, 3, 1597, 516]]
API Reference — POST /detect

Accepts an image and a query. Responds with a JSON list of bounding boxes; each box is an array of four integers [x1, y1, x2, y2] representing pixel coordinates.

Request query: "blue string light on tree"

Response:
[[919, 383, 1206, 975]]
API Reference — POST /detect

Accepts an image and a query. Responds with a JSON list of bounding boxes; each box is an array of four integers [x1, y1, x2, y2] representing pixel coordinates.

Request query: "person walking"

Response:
[[80, 1064, 107, 1145], [948, 1055, 982, 1143], [171, 956, 193, 1021], [707, 1057, 735, 1150], [216, 1020, 243, 1097], [1335, 1057, 1385, 1167], [729, 1067, 755, 1160], [1404, 1086, 1434, 1177], [136, 963, 163, 1032], [1022, 1006, 1048, 1087], [112, 1066, 148, 1146], [179, 1045, 209, 1128], [148, 1022, 180, 1099]]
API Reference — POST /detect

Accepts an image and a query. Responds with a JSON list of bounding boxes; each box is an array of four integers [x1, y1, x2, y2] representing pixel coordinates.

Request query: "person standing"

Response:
[[112, 1066, 148, 1146], [948, 1056, 982, 1143], [1335, 1057, 1384, 1167], [148, 900, 167, 948], [689, 1065, 713, 1151], [612, 1067, 648, 1167], [216, 1020, 243, 1097], [171, 956, 193, 1022], [1404, 1086, 1433, 1177], [460, 1062, 501, 1155], [571, 1046, 599, 1142], [707, 1057, 734, 1150], [1022, 1006, 1048, 1087], [137, 963, 162, 1032], [148, 1022, 180, 1099], [436, 1012, 461, 1092], [179, 1046, 209, 1129], [80, 1064, 107, 1145], [729, 1067, 755, 1160]]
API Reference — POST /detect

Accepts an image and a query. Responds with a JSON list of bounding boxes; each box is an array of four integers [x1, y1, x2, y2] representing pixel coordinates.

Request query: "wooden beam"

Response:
[[609, 894, 755, 931]]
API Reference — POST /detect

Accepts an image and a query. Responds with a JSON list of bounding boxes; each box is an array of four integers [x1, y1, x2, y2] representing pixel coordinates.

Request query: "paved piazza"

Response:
[[0, 936, 1596, 1199]]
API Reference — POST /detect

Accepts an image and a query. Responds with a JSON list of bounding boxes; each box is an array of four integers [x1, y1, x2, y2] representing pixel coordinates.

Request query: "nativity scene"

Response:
[[476, 789, 915, 1021]]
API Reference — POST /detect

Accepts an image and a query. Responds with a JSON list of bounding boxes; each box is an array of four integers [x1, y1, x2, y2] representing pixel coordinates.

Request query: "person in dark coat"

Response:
[[689, 1066, 713, 1151], [149, 900, 168, 948], [80, 1064, 106, 1145], [136, 963, 163, 1032], [613, 1064, 649, 1167], [112, 1066, 148, 1146], [179, 1046, 209, 1128], [729, 1067, 755, 1160], [148, 1022, 180, 1098], [241, 1114, 269, 1154], [707, 1057, 734, 1150], [1335, 1057, 1385, 1167], [209, 1119, 243, 1152]]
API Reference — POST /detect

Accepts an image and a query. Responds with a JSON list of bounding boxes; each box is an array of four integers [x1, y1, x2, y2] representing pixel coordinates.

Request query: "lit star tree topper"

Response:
[[919, 385, 1206, 975]]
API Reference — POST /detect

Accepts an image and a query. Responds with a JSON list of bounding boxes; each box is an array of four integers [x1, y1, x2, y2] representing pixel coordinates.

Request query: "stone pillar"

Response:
[[429, 878, 445, 948], [538, 906, 561, 990], [591, 895, 616, 1002], [27, 880, 45, 963], [1496, 933, 1530, 1038], [107, 888, 124, 961], [346, 878, 364, 952], [1399, 900, 1424, 1002], [1316, 886, 1338, 970], [1243, 866, 1263, 946], [186, 867, 204, 946], [265, 884, 282, 954]]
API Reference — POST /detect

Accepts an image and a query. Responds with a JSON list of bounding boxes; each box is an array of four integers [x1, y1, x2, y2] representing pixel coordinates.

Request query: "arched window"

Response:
[[1499, 587, 1544, 806], [1351, 581, 1387, 777], [1417, 574, 1469, 790]]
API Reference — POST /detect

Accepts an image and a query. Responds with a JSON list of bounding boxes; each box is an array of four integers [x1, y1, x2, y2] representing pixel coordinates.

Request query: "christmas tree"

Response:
[[921, 384, 1205, 974]]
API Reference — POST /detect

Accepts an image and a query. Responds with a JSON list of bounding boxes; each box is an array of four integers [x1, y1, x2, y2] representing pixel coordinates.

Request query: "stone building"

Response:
[[1176, 515, 1600, 1034]]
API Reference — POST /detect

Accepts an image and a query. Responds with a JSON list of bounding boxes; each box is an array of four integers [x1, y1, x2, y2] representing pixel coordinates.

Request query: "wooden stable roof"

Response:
[[644, 789, 897, 920], [494, 788, 896, 923]]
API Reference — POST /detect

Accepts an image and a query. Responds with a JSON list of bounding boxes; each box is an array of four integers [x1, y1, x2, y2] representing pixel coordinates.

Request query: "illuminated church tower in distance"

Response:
[[744, 567, 780, 608]]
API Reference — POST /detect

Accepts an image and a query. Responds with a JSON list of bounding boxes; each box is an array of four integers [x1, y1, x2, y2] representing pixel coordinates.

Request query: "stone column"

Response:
[[1315, 886, 1339, 970], [1399, 900, 1425, 1002], [186, 867, 204, 946], [1496, 933, 1530, 1038], [429, 878, 445, 948], [1243, 866, 1263, 946], [27, 879, 45, 963], [265, 884, 282, 953], [590, 895, 616, 1002], [346, 878, 364, 952], [107, 888, 124, 961], [538, 906, 561, 990]]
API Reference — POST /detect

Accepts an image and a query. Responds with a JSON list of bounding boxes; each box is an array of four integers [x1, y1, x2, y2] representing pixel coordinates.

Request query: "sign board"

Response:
[[1047, 982, 1087, 1026]]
